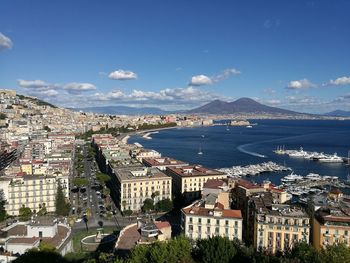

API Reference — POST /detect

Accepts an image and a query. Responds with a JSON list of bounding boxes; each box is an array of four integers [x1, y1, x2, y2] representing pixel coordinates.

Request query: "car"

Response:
[[96, 191, 101, 195], [75, 218, 83, 223], [82, 197, 88, 201]]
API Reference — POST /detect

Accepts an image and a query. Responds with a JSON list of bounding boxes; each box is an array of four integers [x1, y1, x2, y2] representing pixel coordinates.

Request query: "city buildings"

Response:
[[111, 165, 172, 212], [250, 193, 310, 253], [166, 165, 227, 203], [181, 192, 243, 241]]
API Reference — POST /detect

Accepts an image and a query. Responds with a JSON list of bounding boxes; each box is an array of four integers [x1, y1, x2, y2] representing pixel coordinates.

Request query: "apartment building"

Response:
[[251, 193, 310, 253], [0, 175, 69, 216], [312, 207, 350, 249], [111, 165, 172, 212], [181, 192, 243, 241], [166, 165, 227, 203]]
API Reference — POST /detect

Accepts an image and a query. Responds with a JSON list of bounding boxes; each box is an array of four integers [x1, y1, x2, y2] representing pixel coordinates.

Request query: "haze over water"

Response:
[[130, 120, 350, 185]]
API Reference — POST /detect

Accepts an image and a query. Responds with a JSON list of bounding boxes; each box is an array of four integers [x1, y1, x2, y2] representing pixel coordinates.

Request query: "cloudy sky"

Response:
[[1, 0, 350, 113]]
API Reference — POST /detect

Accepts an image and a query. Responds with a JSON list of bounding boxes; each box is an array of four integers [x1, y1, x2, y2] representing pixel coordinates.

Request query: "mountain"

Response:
[[324, 110, 350, 117], [187, 98, 300, 115], [71, 106, 172, 115]]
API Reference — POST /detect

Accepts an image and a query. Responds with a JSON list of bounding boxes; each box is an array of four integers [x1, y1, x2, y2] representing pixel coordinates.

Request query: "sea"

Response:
[[129, 120, 350, 185]]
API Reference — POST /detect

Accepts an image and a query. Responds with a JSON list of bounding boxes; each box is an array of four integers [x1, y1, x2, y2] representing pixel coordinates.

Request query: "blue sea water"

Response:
[[129, 120, 350, 185]]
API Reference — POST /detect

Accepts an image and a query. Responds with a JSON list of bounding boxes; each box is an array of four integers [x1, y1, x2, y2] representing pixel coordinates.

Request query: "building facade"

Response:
[[181, 193, 243, 241]]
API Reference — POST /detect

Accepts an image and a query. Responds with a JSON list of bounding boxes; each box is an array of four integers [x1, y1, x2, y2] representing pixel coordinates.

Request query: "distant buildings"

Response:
[[181, 192, 243, 241]]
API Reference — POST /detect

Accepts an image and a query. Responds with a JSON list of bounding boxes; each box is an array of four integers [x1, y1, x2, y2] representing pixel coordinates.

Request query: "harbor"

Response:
[[274, 146, 350, 164], [218, 161, 291, 177]]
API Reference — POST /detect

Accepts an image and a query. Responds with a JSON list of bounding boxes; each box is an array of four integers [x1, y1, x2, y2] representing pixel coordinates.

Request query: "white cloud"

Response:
[[108, 70, 137, 80], [64, 82, 96, 94], [41, 89, 59, 97], [329, 76, 350, 86], [189, 75, 212, 86], [286, 79, 317, 89], [189, 68, 241, 86], [0, 32, 13, 51], [93, 86, 223, 109], [17, 79, 59, 91], [213, 68, 241, 82]]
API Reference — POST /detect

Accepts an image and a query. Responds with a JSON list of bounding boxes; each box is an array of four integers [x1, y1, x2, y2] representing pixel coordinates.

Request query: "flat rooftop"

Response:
[[114, 166, 171, 182], [167, 165, 225, 177], [143, 157, 188, 167]]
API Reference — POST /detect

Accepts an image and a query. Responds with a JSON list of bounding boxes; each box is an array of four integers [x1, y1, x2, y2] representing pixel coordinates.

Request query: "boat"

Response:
[[246, 125, 253, 128], [318, 153, 343, 163], [198, 144, 203, 155], [305, 173, 322, 180], [281, 172, 304, 183], [288, 147, 308, 158]]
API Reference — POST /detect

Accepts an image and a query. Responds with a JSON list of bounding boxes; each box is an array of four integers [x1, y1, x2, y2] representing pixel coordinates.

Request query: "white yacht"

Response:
[[281, 172, 304, 183], [288, 147, 308, 158], [305, 173, 322, 180], [318, 153, 343, 163]]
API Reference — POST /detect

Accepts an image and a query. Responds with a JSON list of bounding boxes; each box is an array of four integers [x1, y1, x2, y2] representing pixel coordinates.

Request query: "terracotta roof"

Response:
[[182, 206, 242, 219], [155, 221, 171, 230], [143, 157, 187, 167], [7, 237, 39, 245], [237, 179, 262, 189], [330, 188, 342, 195], [203, 179, 226, 189]]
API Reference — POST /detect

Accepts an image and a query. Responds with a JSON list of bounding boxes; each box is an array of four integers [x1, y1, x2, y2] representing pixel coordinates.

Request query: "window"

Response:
[[216, 219, 220, 225], [225, 220, 229, 226], [234, 228, 238, 235], [39, 231, 43, 238], [189, 217, 193, 223], [198, 218, 201, 224], [345, 230, 348, 236], [215, 227, 219, 234], [235, 221, 238, 227], [207, 218, 211, 224]]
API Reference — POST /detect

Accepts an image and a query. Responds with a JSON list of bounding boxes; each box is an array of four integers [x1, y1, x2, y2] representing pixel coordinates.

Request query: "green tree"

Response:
[[37, 203, 47, 216], [72, 177, 89, 187], [55, 182, 70, 216], [151, 191, 160, 201], [149, 242, 169, 263], [19, 205, 32, 221], [0, 190, 7, 221], [38, 241, 56, 252], [194, 236, 236, 263], [167, 235, 192, 263], [155, 198, 173, 212], [142, 198, 154, 213], [96, 172, 110, 184], [320, 243, 350, 263], [43, 125, 51, 132], [12, 250, 68, 263], [129, 244, 150, 263], [285, 242, 320, 263], [123, 209, 133, 216], [0, 113, 7, 120]]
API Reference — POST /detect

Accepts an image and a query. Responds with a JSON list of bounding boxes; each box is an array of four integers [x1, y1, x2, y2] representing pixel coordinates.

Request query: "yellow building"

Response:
[[181, 192, 243, 241], [251, 194, 310, 253], [111, 165, 172, 212], [166, 165, 227, 203], [20, 163, 33, 175], [313, 207, 350, 250]]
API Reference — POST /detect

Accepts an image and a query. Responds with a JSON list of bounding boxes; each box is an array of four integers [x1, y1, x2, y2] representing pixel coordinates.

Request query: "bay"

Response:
[[129, 120, 350, 185]]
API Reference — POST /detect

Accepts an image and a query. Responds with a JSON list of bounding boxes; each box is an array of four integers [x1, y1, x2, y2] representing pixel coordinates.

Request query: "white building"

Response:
[[181, 193, 243, 241]]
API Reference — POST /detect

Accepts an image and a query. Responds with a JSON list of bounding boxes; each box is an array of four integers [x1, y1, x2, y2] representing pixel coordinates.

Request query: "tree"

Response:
[[122, 200, 127, 211], [155, 199, 173, 212], [37, 203, 47, 216], [142, 198, 154, 213], [194, 236, 236, 263], [38, 241, 56, 252], [72, 177, 89, 187], [19, 205, 32, 221], [123, 209, 133, 217], [96, 172, 110, 184], [55, 182, 70, 216], [151, 191, 160, 202], [285, 242, 320, 263], [12, 250, 69, 263], [0, 113, 7, 120], [0, 189, 7, 221], [320, 243, 350, 263]]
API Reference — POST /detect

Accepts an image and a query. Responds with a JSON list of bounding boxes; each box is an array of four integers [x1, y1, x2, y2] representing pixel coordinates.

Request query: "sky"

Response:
[[1, 0, 350, 113]]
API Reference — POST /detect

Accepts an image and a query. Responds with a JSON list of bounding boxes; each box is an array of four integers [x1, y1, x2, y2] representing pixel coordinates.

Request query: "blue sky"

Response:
[[1, 0, 350, 113]]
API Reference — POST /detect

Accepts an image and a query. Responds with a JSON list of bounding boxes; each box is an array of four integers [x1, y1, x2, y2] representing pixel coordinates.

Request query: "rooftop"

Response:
[[143, 157, 188, 167], [167, 165, 225, 177], [114, 166, 171, 182]]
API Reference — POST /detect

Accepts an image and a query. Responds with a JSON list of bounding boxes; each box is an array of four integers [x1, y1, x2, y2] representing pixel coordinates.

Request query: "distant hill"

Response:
[[17, 94, 57, 108], [71, 105, 173, 115], [187, 98, 300, 115], [324, 110, 350, 117]]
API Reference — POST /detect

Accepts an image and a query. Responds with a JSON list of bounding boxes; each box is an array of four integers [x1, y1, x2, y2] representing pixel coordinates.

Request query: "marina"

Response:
[[274, 146, 350, 164], [218, 161, 291, 177]]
